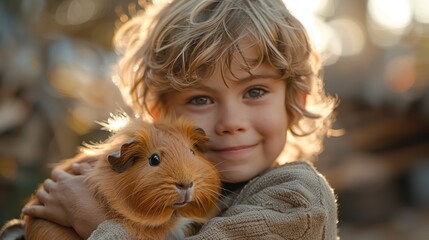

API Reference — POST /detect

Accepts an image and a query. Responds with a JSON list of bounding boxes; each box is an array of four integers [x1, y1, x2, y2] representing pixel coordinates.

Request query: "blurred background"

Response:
[[0, 0, 428, 239]]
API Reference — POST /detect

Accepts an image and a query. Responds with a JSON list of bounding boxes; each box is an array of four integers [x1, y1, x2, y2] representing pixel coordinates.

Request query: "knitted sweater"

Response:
[[89, 161, 338, 239]]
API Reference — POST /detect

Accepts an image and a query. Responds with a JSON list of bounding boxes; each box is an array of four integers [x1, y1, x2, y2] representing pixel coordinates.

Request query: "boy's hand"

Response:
[[22, 162, 107, 239]]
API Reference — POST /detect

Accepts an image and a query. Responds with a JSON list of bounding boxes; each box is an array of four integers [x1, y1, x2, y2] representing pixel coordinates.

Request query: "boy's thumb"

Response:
[[70, 162, 93, 175]]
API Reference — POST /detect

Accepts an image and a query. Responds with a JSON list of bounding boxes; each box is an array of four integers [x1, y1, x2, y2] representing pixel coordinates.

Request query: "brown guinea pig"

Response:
[[22, 116, 221, 240]]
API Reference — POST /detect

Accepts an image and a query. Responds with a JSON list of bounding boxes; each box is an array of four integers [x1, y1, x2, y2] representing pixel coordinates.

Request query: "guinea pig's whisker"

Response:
[[123, 183, 156, 205], [196, 196, 222, 213], [217, 191, 235, 201], [143, 201, 157, 215], [211, 160, 226, 168], [111, 182, 138, 202], [201, 188, 226, 202], [218, 187, 239, 197], [157, 199, 168, 216], [200, 192, 228, 210], [217, 169, 245, 174], [192, 196, 202, 207], [143, 196, 165, 215]]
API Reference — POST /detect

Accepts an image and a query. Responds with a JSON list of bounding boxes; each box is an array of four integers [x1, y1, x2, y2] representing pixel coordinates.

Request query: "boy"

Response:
[[23, 0, 338, 239]]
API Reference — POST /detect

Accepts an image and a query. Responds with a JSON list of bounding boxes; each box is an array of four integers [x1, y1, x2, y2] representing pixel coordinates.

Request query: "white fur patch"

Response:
[[166, 218, 194, 240]]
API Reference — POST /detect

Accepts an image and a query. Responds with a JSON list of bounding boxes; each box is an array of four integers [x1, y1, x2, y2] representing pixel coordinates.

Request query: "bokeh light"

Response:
[[0, 156, 19, 181], [367, 0, 413, 47], [283, 0, 332, 16], [282, 0, 365, 65], [412, 0, 429, 24], [283, 0, 341, 64], [384, 55, 417, 93], [368, 0, 413, 30], [329, 18, 365, 57], [55, 0, 98, 25]]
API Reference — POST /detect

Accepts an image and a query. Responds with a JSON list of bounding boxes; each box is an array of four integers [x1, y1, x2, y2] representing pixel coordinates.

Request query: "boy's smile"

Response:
[[165, 43, 289, 183]]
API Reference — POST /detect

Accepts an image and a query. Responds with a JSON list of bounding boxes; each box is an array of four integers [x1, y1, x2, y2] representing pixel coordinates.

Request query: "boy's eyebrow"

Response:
[[235, 73, 280, 82], [191, 73, 281, 91]]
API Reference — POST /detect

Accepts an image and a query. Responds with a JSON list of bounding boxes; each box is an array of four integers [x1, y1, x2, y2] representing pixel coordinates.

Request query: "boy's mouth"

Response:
[[211, 144, 257, 156], [213, 144, 255, 151]]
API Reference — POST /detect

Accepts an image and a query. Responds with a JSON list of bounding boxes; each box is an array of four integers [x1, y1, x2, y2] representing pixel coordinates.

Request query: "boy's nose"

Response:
[[215, 104, 247, 135]]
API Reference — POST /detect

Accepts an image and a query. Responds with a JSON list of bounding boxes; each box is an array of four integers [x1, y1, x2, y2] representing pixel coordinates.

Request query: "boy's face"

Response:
[[164, 44, 288, 183]]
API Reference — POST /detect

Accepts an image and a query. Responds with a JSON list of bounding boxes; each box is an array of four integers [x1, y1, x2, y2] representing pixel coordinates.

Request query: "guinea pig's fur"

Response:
[[22, 117, 221, 240]]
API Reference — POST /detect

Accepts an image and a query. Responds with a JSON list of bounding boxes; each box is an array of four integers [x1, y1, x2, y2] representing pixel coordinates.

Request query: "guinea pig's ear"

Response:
[[194, 127, 205, 135], [108, 137, 139, 173], [193, 127, 208, 152]]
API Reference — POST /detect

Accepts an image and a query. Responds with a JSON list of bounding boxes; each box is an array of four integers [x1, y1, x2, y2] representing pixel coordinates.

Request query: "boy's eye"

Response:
[[188, 96, 213, 105], [245, 88, 267, 99]]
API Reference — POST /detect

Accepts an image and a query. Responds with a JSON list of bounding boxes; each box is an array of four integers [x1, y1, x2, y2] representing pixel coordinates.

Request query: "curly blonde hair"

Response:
[[113, 0, 337, 163]]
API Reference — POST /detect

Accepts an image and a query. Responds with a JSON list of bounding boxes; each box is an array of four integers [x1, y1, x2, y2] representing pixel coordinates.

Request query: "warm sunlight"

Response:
[[413, 0, 429, 24], [368, 0, 412, 30], [282, 0, 364, 65]]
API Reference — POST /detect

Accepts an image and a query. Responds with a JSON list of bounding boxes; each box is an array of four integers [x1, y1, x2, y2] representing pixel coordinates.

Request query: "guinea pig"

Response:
[[21, 116, 221, 240]]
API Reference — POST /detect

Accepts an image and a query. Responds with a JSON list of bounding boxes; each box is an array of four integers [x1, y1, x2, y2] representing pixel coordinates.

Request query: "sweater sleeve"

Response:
[[88, 220, 130, 240], [186, 162, 338, 240]]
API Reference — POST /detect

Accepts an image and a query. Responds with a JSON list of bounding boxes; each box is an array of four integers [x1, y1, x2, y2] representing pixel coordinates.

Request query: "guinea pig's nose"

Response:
[[176, 181, 194, 190], [174, 181, 194, 206]]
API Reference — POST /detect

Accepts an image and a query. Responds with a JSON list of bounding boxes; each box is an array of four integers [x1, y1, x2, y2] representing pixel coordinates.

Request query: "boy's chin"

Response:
[[219, 162, 274, 184], [220, 172, 254, 184]]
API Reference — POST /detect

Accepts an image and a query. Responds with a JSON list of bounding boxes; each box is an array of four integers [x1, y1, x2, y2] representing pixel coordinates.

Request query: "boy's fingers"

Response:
[[22, 205, 45, 218], [70, 162, 93, 175], [35, 188, 49, 203], [43, 179, 55, 193], [51, 168, 71, 181]]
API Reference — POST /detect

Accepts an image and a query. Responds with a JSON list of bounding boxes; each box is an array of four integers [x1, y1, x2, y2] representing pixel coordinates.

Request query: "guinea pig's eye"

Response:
[[190, 149, 195, 155], [148, 153, 161, 166]]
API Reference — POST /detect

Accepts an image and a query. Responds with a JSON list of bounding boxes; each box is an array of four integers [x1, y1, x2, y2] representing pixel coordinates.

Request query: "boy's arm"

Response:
[[186, 204, 329, 239], [88, 220, 130, 240], [187, 162, 338, 240]]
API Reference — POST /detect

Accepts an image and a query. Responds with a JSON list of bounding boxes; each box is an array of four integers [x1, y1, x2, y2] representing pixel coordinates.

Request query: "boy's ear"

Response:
[[108, 137, 139, 173], [298, 91, 307, 108]]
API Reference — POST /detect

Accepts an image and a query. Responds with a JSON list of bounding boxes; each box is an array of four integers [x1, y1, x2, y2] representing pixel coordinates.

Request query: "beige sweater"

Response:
[[89, 161, 338, 239]]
